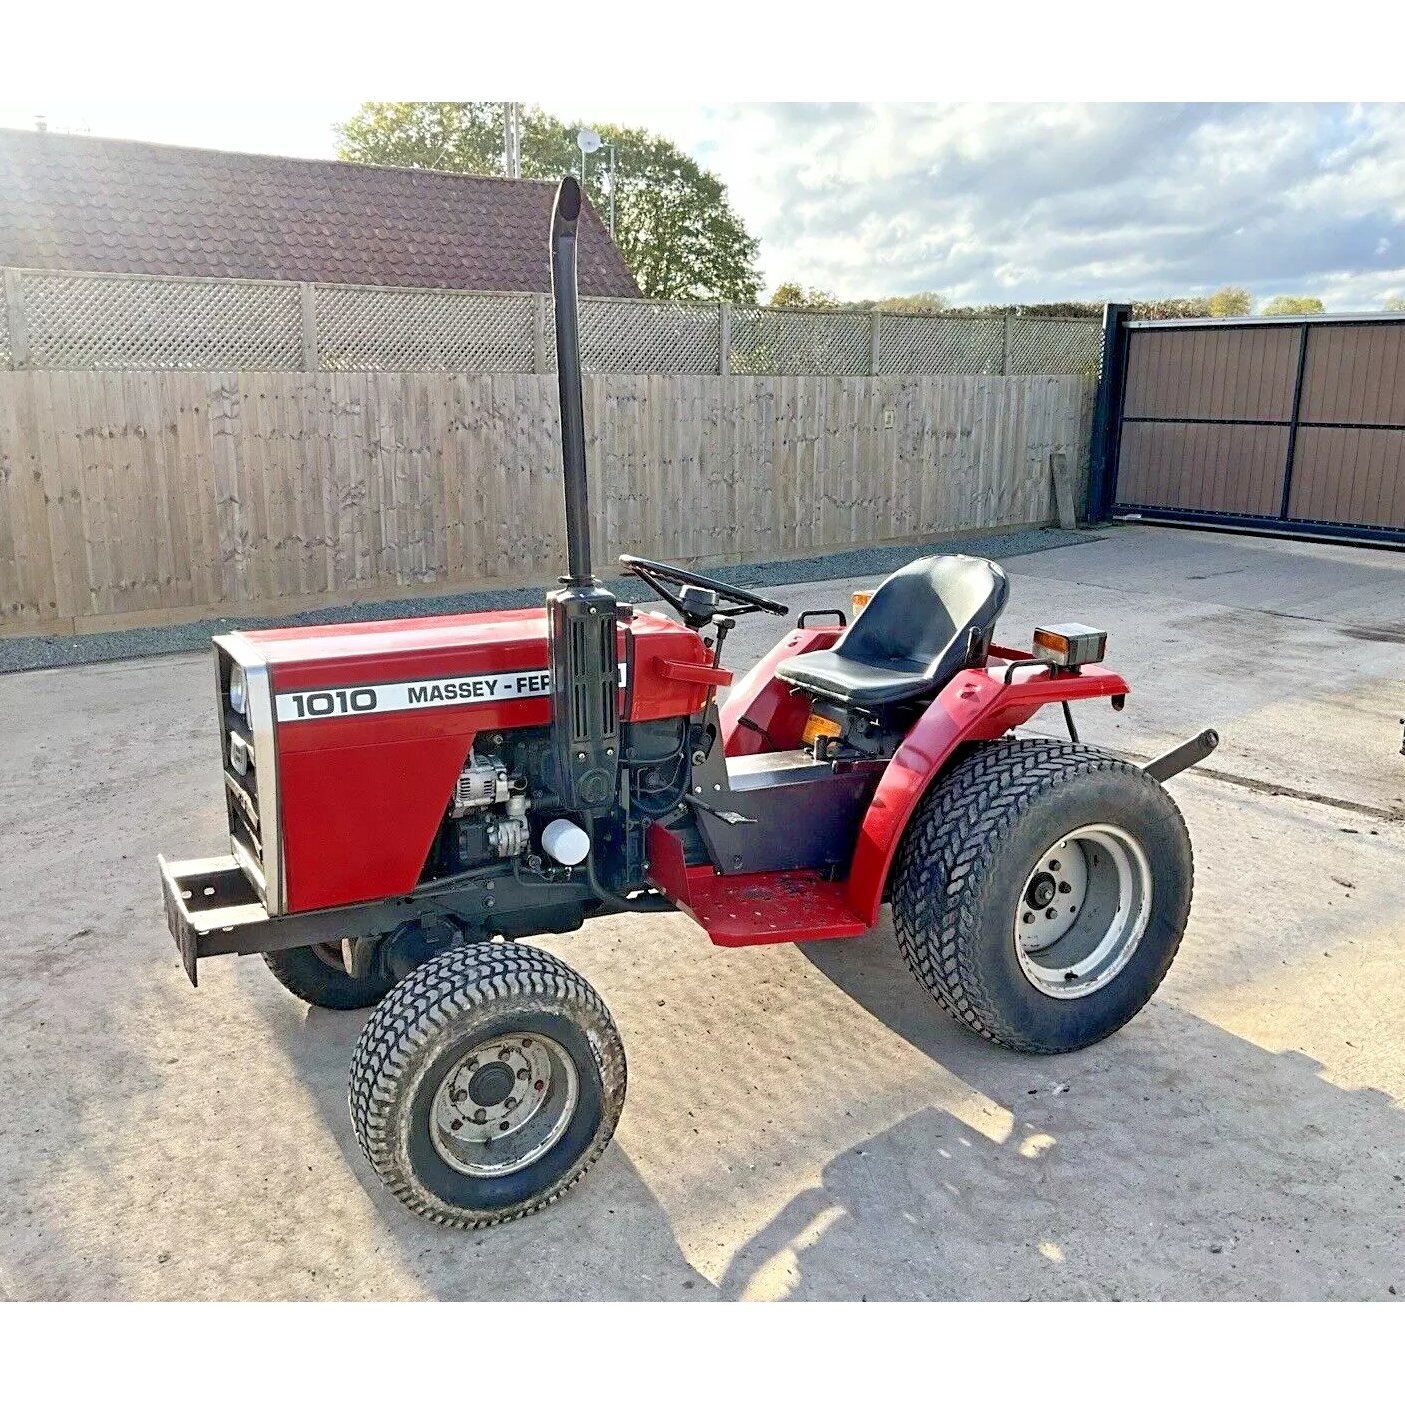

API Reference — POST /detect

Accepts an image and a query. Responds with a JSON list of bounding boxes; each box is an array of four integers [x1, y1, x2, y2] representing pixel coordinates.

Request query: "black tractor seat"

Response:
[[775, 554, 1010, 709]]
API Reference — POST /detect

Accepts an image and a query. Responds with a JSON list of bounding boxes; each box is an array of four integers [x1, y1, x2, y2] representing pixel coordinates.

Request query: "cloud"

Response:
[[597, 102, 1405, 311]]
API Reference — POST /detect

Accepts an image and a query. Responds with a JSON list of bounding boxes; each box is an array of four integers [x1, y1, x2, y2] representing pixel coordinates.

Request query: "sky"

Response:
[[2, 100, 1403, 311]]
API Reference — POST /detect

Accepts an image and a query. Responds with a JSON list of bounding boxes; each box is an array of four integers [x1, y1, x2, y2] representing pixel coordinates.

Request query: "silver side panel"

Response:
[[214, 633, 284, 917]]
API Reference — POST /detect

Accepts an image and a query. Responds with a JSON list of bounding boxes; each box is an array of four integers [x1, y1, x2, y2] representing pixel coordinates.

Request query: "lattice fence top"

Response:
[[19, 270, 303, 371], [730, 306, 870, 375], [317, 285, 537, 373], [1, 265, 1102, 377], [880, 316, 1004, 376], [1008, 318, 1103, 376], [578, 298, 721, 375]]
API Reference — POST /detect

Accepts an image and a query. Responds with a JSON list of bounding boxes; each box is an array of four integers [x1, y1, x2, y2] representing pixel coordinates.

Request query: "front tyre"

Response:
[[348, 943, 626, 1229], [263, 943, 396, 1011], [892, 738, 1193, 1054]]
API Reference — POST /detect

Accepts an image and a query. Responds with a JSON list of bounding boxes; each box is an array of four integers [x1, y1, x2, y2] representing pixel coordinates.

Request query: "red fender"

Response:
[[721, 624, 844, 756], [842, 662, 1130, 926]]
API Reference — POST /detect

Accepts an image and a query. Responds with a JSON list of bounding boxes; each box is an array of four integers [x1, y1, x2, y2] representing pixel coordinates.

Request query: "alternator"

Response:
[[452, 751, 509, 815]]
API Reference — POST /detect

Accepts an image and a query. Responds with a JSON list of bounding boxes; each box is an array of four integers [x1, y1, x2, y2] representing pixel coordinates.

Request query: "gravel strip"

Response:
[[0, 526, 1102, 675]]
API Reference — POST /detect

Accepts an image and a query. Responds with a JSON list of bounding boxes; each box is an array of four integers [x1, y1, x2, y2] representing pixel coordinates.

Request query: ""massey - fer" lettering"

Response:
[[275, 665, 622, 723]]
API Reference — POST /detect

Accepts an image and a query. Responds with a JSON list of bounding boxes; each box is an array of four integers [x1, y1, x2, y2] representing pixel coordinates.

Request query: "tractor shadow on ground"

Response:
[[721, 929, 1405, 1300]]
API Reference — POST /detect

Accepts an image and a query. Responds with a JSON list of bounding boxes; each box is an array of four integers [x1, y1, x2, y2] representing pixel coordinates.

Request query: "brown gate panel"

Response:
[[1119, 421, 1288, 516], [1300, 323, 1405, 425], [1287, 427, 1405, 529], [1123, 325, 1299, 421]]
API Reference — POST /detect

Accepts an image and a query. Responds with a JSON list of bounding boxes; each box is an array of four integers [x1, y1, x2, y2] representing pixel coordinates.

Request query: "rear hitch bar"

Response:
[[1144, 728, 1220, 783]]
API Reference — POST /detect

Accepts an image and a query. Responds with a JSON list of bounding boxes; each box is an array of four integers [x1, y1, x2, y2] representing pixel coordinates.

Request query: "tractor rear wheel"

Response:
[[348, 942, 626, 1229], [262, 943, 396, 1011], [892, 737, 1193, 1054]]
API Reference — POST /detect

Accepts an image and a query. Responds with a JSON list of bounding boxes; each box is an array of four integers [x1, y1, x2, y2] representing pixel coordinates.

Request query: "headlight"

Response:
[[229, 663, 248, 718]]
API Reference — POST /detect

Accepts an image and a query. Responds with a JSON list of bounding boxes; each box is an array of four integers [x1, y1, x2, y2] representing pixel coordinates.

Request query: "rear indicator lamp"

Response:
[[1031, 623, 1107, 669], [851, 590, 873, 616]]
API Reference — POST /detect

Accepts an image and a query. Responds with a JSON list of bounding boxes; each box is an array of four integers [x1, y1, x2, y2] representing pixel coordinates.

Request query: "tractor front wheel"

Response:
[[892, 738, 1193, 1054], [262, 943, 396, 1011], [348, 943, 626, 1229]]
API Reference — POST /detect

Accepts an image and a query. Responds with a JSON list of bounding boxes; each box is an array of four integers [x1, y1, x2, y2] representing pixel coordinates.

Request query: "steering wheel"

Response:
[[618, 555, 789, 627]]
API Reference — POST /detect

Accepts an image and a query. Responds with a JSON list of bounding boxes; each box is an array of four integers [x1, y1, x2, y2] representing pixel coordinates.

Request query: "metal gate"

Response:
[[1091, 310, 1405, 546]]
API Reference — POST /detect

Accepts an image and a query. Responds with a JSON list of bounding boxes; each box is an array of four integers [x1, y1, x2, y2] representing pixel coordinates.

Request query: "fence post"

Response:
[[4, 269, 29, 369], [534, 294, 549, 373], [718, 303, 731, 376], [869, 310, 882, 375], [1085, 302, 1132, 523], [299, 283, 318, 371], [1001, 311, 1013, 374]]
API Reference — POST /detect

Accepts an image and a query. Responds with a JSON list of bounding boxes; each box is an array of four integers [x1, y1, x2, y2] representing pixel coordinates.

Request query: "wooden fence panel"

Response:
[[0, 370, 1093, 634]]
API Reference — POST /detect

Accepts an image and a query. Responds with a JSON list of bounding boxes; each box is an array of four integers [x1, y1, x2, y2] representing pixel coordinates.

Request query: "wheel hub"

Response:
[[467, 1061, 516, 1108], [429, 1033, 579, 1178], [1014, 824, 1152, 999]]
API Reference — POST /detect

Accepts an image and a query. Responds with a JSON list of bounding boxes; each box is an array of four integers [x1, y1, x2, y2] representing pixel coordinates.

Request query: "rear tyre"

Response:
[[348, 943, 626, 1229], [262, 943, 396, 1011], [892, 738, 1193, 1054]]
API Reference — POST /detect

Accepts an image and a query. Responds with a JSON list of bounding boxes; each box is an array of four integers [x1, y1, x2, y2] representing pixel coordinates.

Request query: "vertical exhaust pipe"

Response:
[[550, 176, 593, 586], [545, 177, 620, 820]]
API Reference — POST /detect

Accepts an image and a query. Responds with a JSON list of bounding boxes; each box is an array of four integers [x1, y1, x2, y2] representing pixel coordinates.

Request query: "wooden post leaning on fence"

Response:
[[718, 303, 731, 376], [1001, 311, 1014, 375], [870, 310, 882, 374]]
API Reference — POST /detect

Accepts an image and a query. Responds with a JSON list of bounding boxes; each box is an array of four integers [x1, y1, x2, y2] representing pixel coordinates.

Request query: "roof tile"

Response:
[[0, 128, 640, 297]]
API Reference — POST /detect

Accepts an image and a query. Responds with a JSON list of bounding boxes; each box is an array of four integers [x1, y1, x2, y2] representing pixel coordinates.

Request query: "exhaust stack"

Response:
[[550, 176, 595, 586], [545, 177, 620, 818]]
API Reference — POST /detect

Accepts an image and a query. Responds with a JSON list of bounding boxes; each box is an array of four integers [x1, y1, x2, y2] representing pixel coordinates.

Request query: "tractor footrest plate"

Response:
[[683, 869, 869, 947]]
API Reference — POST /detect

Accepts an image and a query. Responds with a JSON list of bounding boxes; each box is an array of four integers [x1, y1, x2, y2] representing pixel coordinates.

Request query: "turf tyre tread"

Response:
[[348, 943, 626, 1229], [892, 736, 1193, 1054]]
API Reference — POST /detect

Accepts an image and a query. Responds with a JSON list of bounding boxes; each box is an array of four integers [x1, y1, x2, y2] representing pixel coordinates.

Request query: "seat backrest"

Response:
[[835, 554, 1009, 682]]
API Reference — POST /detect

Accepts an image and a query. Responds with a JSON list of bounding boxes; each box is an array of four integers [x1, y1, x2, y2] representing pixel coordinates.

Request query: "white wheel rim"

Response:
[[1013, 824, 1153, 1000], [429, 1032, 579, 1177]]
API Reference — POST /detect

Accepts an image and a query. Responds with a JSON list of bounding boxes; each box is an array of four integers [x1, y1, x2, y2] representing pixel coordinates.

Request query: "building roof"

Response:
[[0, 127, 640, 297]]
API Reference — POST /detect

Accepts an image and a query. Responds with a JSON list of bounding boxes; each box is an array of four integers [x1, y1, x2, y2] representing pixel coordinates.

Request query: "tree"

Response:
[[334, 102, 762, 303], [334, 102, 504, 172], [1208, 285, 1252, 317], [872, 292, 950, 314], [1259, 295, 1325, 316], [769, 283, 840, 309]]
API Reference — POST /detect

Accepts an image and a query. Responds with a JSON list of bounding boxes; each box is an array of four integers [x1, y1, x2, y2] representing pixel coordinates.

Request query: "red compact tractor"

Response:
[[160, 178, 1217, 1229]]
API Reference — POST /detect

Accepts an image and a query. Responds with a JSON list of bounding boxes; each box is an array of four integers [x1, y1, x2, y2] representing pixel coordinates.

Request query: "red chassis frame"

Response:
[[645, 625, 1129, 946]]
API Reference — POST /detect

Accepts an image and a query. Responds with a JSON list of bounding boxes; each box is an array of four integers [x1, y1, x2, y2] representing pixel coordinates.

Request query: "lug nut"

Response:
[[451, 1088, 466, 1103], [1049, 859, 1061, 871], [450, 1118, 463, 1131], [534, 1079, 545, 1091], [1045, 907, 1057, 919], [1022, 912, 1035, 924], [517, 1067, 529, 1080], [473, 1109, 487, 1123], [505, 1097, 518, 1111]]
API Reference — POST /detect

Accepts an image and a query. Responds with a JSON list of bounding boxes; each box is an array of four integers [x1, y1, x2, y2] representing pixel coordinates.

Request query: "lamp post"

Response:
[[575, 128, 616, 241]]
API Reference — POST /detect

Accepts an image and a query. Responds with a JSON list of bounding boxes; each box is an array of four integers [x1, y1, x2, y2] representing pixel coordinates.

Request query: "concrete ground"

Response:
[[1, 523, 1403, 1301]]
